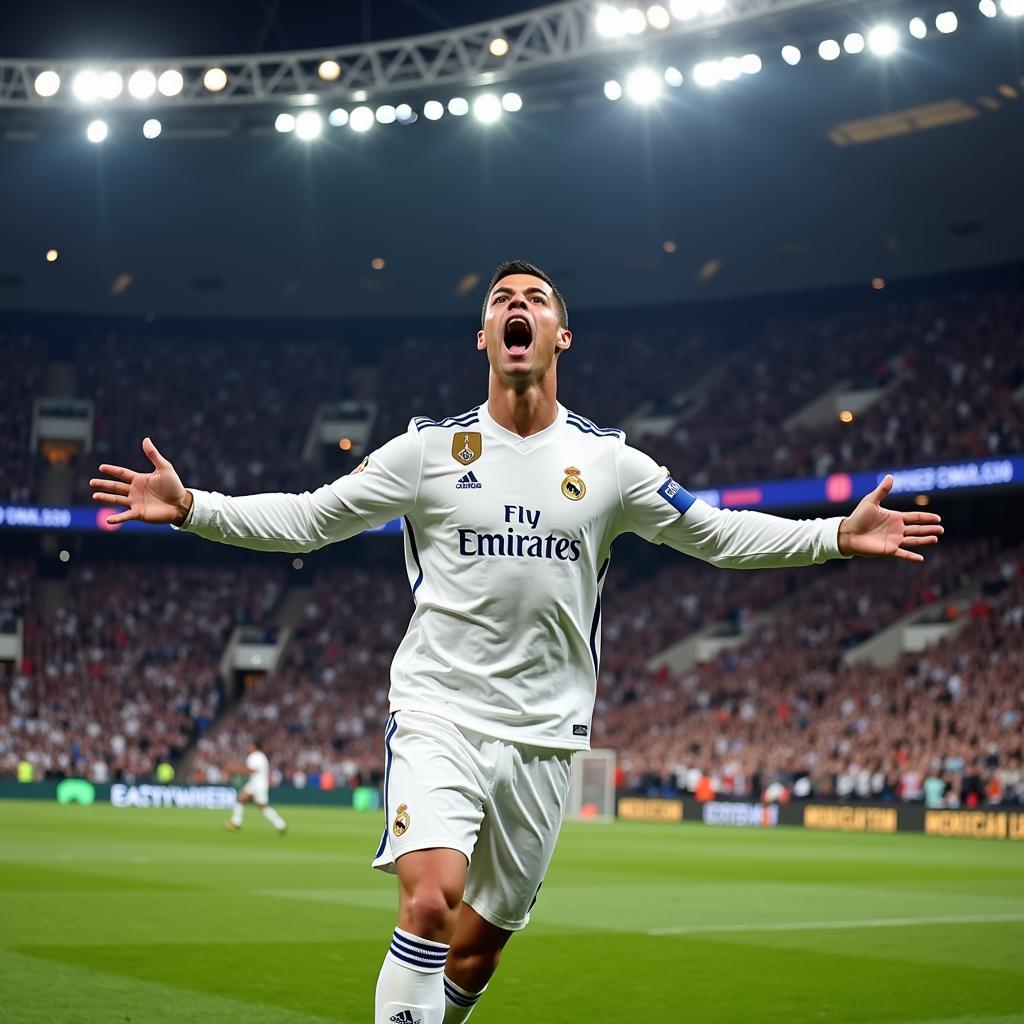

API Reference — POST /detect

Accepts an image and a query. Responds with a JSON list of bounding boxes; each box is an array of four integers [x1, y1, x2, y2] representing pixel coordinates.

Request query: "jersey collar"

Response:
[[478, 401, 567, 452]]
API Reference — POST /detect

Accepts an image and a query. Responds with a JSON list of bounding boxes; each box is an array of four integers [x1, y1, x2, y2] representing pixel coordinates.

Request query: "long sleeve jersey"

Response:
[[181, 402, 848, 750]]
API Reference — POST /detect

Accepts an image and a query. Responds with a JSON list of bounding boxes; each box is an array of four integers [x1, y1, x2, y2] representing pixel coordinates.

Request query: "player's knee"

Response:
[[402, 887, 460, 941]]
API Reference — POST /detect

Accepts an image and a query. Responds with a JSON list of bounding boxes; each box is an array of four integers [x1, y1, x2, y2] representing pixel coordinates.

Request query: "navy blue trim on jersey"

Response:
[[414, 406, 480, 431], [589, 558, 611, 675], [374, 714, 399, 859], [403, 516, 425, 602], [657, 477, 697, 516], [566, 411, 623, 439]]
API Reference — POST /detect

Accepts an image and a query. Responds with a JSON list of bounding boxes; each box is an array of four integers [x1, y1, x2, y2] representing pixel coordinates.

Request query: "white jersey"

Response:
[[246, 750, 270, 787], [182, 402, 847, 751]]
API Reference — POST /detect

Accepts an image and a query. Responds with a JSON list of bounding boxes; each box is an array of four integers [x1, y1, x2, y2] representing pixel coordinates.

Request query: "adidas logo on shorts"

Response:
[[456, 471, 482, 490]]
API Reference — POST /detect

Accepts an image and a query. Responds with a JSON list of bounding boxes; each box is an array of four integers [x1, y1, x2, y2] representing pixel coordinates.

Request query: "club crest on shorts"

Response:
[[561, 466, 586, 501], [452, 432, 482, 466], [393, 803, 411, 837]]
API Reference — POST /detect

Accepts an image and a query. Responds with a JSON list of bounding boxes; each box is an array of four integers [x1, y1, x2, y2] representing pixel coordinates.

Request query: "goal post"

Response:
[[567, 748, 617, 822]]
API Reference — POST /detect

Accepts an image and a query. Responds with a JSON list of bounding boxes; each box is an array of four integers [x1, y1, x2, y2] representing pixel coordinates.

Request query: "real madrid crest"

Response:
[[561, 466, 586, 501], [393, 803, 410, 837], [452, 432, 482, 466]]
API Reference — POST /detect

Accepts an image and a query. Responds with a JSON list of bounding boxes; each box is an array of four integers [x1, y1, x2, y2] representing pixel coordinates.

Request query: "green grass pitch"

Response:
[[3, 800, 1023, 1024]]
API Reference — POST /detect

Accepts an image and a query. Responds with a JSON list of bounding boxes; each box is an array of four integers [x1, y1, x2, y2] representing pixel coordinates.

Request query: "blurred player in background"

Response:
[[90, 260, 942, 1024], [223, 738, 287, 836]]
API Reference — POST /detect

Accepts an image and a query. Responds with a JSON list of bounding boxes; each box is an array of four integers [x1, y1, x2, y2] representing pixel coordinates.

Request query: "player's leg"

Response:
[[226, 787, 252, 830], [256, 801, 287, 833], [449, 739, 572, 1021], [442, 904, 512, 1023], [372, 712, 487, 1024]]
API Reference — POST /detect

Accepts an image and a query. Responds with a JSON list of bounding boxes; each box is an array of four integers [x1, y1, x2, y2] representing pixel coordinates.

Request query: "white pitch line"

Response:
[[647, 913, 1024, 936]]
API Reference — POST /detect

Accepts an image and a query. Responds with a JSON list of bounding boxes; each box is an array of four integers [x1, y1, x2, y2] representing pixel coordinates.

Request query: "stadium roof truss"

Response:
[[0, 0, 838, 108]]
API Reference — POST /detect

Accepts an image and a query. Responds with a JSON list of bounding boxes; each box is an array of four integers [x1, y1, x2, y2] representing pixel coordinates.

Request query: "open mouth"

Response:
[[503, 315, 533, 356]]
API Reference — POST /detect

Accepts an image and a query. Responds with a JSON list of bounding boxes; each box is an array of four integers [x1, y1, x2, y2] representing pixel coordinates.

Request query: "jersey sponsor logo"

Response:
[[561, 466, 586, 501], [392, 803, 411, 837], [456, 471, 482, 490], [452, 431, 482, 466], [657, 476, 697, 515], [458, 504, 582, 561], [572, 724, 589, 737]]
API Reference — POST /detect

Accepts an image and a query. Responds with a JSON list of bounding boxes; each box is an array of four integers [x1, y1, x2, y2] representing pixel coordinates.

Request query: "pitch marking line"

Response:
[[647, 913, 1024, 936]]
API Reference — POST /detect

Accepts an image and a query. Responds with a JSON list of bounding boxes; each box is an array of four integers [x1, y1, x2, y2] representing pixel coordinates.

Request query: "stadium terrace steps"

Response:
[[645, 610, 777, 674]]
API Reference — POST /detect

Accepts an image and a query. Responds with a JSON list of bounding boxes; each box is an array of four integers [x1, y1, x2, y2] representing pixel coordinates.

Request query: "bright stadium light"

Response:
[[142, 118, 162, 139], [692, 60, 721, 86], [203, 67, 227, 92], [647, 4, 671, 28], [157, 69, 184, 97], [395, 102, 414, 122], [295, 110, 323, 138], [781, 45, 802, 65], [128, 69, 156, 99], [935, 11, 958, 31], [98, 71, 123, 100], [670, 0, 700, 16], [818, 39, 841, 61], [1000, 0, 1024, 16], [328, 107, 349, 126], [623, 7, 647, 32], [740, 53, 762, 74], [664, 66, 684, 86], [423, 100, 444, 120], [700, 0, 725, 13], [604, 79, 623, 100], [349, 105, 374, 131], [979, 0, 997, 13], [909, 17, 928, 37], [595, 4, 626, 37], [844, 32, 865, 53], [448, 96, 469, 116], [274, 112, 296, 133], [318, 59, 341, 81], [868, 25, 900, 56], [376, 104, 397, 124], [501, 92, 523, 112], [86, 119, 108, 142], [34, 70, 60, 97], [489, 37, 509, 56], [472, 93, 503, 123], [626, 67, 663, 103], [72, 70, 101, 102], [719, 56, 742, 80]]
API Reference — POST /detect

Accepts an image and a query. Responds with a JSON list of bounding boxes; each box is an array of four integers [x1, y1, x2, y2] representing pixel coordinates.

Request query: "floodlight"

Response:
[[128, 69, 156, 99], [844, 33, 865, 53], [473, 94, 502, 123], [376, 105, 397, 124], [318, 60, 341, 81], [203, 68, 227, 92], [818, 39, 841, 60], [604, 79, 623, 100], [740, 53, 762, 74], [719, 56, 742, 80], [489, 37, 509, 56], [647, 4, 671, 28], [867, 25, 899, 56], [692, 61, 721, 86], [625, 68, 663, 102], [501, 92, 523, 112], [328, 108, 349, 126], [423, 100, 444, 120], [34, 70, 60, 97], [142, 118, 161, 139], [157, 69, 184, 97], [86, 119, 108, 142], [98, 71, 123, 100], [623, 7, 647, 33], [909, 17, 928, 37], [448, 97, 470, 116], [1000, 0, 1024, 16], [781, 45, 801, 65], [670, 0, 699, 17], [664, 66, 684, 86], [596, 5, 626, 37], [349, 106, 374, 131], [275, 113, 296, 133], [935, 11, 958, 30], [73, 71, 101, 102], [295, 111, 323, 139]]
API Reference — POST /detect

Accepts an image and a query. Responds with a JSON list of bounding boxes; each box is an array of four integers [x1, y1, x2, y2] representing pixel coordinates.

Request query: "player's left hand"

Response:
[[837, 474, 943, 562]]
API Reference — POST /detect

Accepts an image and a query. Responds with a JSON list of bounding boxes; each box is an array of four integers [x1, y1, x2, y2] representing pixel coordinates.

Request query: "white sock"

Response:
[[375, 928, 449, 1024], [443, 975, 487, 1023], [230, 802, 244, 826], [262, 806, 286, 830]]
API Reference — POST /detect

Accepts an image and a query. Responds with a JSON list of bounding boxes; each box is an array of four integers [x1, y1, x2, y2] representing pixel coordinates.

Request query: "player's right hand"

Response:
[[90, 437, 192, 526]]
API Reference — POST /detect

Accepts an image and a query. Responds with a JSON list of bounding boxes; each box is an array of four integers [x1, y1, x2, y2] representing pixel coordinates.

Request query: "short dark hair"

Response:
[[482, 260, 568, 329], [251, 737, 262, 751]]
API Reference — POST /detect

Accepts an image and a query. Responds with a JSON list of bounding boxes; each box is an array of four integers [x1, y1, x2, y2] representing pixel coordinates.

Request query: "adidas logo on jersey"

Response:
[[389, 1013, 422, 1024], [456, 471, 482, 490]]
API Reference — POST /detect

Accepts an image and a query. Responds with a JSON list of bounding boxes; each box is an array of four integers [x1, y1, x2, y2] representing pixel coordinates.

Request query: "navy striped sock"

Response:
[[443, 975, 486, 1022], [387, 928, 449, 974]]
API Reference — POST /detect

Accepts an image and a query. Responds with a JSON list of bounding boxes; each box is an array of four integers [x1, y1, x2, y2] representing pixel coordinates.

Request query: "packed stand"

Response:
[[602, 538, 1022, 808], [0, 332, 46, 504], [642, 286, 1024, 487], [76, 334, 355, 499], [0, 561, 284, 782]]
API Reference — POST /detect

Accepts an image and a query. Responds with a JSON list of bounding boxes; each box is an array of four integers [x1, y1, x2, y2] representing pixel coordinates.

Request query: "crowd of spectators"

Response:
[[0, 561, 283, 782], [602, 539, 1022, 808], [1, 332, 46, 504]]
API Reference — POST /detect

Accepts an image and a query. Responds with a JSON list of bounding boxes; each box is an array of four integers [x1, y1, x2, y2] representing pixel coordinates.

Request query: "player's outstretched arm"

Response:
[[91, 437, 192, 526], [91, 427, 422, 553], [836, 474, 943, 563]]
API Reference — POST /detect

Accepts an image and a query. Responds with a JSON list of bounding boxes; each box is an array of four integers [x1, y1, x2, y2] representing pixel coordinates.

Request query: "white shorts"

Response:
[[371, 710, 572, 931], [242, 780, 269, 805]]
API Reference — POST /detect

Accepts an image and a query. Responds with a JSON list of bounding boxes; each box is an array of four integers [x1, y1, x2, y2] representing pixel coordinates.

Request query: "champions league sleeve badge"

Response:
[[561, 466, 586, 501], [452, 432, 482, 466]]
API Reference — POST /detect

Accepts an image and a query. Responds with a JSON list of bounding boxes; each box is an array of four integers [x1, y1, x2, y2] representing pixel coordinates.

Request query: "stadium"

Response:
[[2, 0, 1023, 1022]]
